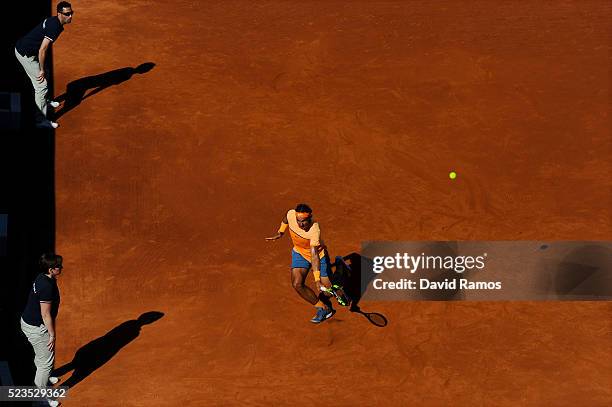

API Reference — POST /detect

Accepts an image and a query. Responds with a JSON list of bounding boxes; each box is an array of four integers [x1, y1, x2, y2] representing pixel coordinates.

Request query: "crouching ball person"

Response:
[[266, 204, 335, 323], [14, 1, 74, 129], [20, 253, 63, 405]]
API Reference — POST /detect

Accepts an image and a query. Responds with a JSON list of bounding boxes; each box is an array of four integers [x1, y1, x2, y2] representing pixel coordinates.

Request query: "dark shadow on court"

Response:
[[53, 62, 155, 119], [52, 311, 164, 388], [553, 244, 612, 299], [331, 253, 388, 327], [2, 1, 70, 396]]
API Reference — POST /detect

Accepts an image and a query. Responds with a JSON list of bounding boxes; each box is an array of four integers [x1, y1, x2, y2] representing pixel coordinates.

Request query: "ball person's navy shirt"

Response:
[[22, 273, 60, 326], [15, 16, 64, 58]]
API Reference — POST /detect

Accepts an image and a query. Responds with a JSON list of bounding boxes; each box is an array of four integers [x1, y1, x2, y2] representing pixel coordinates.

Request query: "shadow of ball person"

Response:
[[54, 62, 156, 119], [53, 311, 164, 388]]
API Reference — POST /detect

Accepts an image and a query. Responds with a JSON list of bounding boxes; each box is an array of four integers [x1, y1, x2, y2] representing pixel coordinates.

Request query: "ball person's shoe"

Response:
[[310, 307, 335, 324], [48, 376, 59, 385], [47, 399, 60, 407], [35, 120, 59, 129], [49, 100, 60, 108]]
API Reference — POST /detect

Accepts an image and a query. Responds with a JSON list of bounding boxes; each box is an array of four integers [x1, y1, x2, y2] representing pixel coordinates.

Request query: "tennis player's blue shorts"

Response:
[[291, 250, 330, 277]]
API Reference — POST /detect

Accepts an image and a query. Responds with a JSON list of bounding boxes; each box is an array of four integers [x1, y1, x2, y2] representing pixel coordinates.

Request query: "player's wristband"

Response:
[[313, 270, 321, 282], [278, 222, 288, 234]]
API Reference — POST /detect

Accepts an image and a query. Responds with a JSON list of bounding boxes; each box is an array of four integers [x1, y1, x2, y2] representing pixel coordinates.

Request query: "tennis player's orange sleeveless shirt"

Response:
[[286, 209, 326, 261]]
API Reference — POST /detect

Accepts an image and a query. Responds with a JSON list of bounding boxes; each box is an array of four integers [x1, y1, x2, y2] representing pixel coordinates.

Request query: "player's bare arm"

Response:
[[265, 215, 288, 241], [311, 245, 323, 291]]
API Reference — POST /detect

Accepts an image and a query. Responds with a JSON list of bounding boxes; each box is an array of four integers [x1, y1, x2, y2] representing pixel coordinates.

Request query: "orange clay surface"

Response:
[[52, 1, 610, 406]]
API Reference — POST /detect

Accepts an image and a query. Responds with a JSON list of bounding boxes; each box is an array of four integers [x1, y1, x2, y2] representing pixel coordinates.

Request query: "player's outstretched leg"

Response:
[[291, 267, 319, 304], [309, 258, 337, 323], [291, 268, 334, 323]]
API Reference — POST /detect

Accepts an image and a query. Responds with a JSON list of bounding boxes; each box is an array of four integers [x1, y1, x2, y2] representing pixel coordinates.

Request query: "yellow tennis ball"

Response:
[[449, 171, 457, 180]]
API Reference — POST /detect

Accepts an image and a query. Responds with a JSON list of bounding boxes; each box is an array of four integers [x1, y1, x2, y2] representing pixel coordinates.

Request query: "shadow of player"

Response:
[[52, 311, 164, 388], [332, 253, 388, 327], [53, 62, 156, 119], [537, 243, 612, 299]]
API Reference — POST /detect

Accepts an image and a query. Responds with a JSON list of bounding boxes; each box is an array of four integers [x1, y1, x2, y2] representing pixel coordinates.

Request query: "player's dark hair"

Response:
[[40, 253, 63, 271], [57, 1, 72, 12], [295, 203, 312, 215]]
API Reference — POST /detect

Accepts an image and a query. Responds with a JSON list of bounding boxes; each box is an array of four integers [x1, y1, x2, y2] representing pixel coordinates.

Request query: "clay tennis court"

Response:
[[46, 1, 612, 405]]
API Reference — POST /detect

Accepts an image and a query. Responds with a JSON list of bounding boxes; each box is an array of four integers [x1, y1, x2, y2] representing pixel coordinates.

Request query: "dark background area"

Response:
[[0, 0, 55, 387]]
